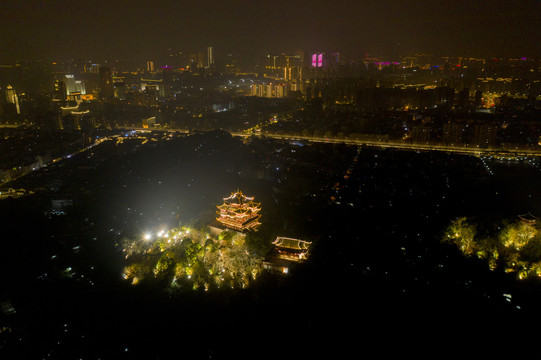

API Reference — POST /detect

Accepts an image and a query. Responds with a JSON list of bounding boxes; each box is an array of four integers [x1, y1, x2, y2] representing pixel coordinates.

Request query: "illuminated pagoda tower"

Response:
[[216, 190, 261, 232]]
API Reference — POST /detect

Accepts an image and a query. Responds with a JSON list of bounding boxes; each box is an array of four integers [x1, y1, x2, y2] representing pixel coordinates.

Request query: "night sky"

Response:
[[1, 0, 540, 62]]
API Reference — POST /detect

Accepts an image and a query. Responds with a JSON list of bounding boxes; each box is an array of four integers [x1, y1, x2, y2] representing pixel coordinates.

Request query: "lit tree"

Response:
[[121, 238, 147, 258], [185, 242, 203, 265], [529, 261, 541, 277], [124, 263, 153, 284], [443, 216, 541, 279], [123, 221, 265, 290], [499, 221, 537, 251], [444, 217, 477, 256], [155, 254, 175, 276], [521, 234, 541, 263]]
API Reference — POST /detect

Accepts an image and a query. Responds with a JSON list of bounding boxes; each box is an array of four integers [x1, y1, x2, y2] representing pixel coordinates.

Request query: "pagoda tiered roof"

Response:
[[216, 190, 261, 232]]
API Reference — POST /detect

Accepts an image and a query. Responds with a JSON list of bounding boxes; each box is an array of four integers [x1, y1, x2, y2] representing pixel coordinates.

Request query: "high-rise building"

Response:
[[207, 46, 214, 68], [161, 66, 173, 99], [113, 77, 126, 100], [63, 75, 76, 94], [63, 75, 86, 95], [275, 84, 286, 98], [74, 80, 85, 94], [146, 61, 154, 72], [44, 111, 63, 131], [5, 85, 16, 104], [53, 78, 67, 101], [59, 104, 90, 131], [442, 123, 465, 145], [5, 85, 20, 114], [473, 124, 497, 148], [84, 63, 100, 74], [284, 67, 291, 80], [311, 53, 326, 68], [99, 66, 114, 99], [250, 84, 258, 96], [140, 78, 165, 98]]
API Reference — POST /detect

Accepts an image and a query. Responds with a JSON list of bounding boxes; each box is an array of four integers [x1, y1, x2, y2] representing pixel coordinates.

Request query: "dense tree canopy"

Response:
[[122, 224, 264, 291], [443, 216, 541, 279]]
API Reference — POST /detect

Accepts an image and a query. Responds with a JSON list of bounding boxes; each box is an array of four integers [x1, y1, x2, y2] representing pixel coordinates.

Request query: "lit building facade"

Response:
[[63, 75, 86, 96]]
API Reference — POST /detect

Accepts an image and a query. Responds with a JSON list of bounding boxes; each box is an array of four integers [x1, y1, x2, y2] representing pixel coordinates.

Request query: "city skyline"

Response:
[[2, 1, 541, 357], [1, 0, 540, 63]]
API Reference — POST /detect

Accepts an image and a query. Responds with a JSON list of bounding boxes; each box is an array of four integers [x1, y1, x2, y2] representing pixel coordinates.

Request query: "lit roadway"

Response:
[[1, 135, 113, 187], [5, 125, 535, 189], [231, 132, 541, 158]]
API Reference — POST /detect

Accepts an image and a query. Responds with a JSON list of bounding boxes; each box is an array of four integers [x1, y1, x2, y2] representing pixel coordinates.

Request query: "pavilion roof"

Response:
[[272, 237, 311, 251], [519, 212, 537, 223]]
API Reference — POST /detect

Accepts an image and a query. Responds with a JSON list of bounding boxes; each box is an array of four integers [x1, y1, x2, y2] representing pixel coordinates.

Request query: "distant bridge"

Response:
[[128, 127, 541, 158]]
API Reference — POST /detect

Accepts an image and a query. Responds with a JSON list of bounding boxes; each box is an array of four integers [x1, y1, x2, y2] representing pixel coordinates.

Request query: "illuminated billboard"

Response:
[[311, 53, 325, 67]]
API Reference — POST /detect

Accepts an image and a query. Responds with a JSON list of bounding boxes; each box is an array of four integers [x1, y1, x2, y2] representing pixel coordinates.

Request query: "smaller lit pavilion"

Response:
[[263, 237, 312, 275], [272, 237, 311, 262]]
